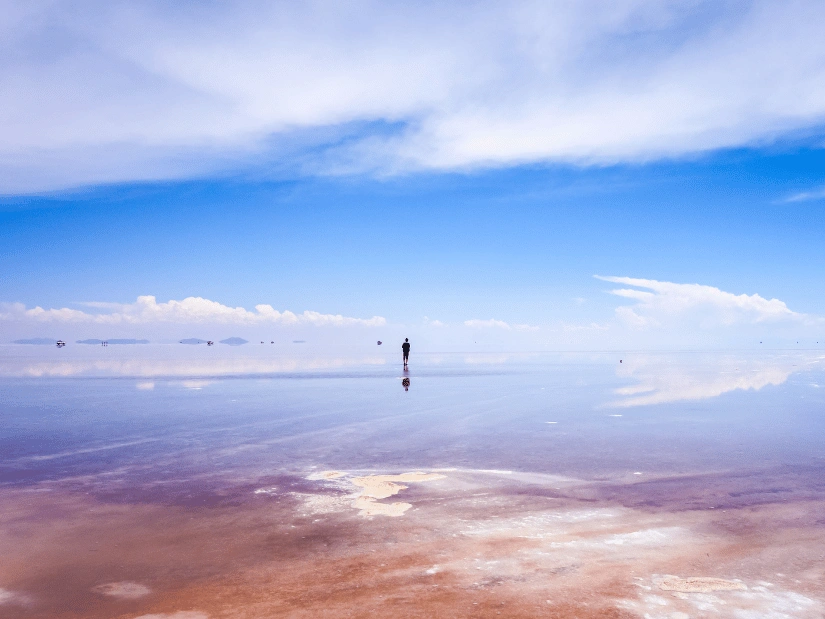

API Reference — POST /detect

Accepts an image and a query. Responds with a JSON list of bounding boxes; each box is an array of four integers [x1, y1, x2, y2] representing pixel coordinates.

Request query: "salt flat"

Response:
[[1, 347, 824, 618]]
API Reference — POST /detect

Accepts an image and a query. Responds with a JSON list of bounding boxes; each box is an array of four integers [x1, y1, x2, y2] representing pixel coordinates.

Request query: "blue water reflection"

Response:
[[1, 346, 823, 489]]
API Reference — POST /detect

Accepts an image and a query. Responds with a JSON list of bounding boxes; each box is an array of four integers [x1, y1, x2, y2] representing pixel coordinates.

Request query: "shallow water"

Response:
[[1, 346, 824, 618]]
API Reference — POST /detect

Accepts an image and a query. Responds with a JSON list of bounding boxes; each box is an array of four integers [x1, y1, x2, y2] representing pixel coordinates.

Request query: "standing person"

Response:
[[402, 338, 410, 368]]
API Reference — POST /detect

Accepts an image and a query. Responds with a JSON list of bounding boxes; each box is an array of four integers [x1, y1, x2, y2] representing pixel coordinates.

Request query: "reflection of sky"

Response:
[[610, 354, 824, 407], [0, 345, 387, 378], [2, 348, 824, 487]]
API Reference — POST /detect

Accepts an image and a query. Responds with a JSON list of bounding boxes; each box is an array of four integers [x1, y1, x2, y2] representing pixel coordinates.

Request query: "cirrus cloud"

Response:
[[781, 186, 825, 203], [4, 1, 825, 193]]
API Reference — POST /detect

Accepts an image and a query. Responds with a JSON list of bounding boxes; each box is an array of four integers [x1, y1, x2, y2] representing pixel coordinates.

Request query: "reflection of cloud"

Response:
[[0, 355, 387, 378], [608, 355, 814, 407], [464, 354, 513, 365], [181, 380, 212, 390], [0, 296, 385, 327], [136, 381, 155, 390], [595, 276, 806, 329], [463, 353, 541, 365]]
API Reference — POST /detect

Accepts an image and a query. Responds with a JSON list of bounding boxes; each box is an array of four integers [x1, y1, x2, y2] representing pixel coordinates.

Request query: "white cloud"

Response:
[[464, 318, 540, 332], [0, 296, 385, 327], [781, 186, 825, 203], [464, 318, 512, 330], [562, 322, 610, 332], [595, 275, 805, 329], [4, 1, 825, 192]]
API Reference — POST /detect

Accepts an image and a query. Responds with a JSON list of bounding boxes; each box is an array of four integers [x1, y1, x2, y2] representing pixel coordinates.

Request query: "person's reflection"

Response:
[[401, 377, 410, 392]]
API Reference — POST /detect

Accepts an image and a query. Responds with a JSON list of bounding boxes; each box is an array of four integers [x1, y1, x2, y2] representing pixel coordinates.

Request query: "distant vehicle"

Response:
[[207, 341, 214, 346], [56, 340, 66, 348], [377, 341, 382, 345]]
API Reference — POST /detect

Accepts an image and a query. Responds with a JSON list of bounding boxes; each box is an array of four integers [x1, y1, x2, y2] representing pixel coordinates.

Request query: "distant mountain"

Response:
[[179, 338, 207, 345], [77, 339, 150, 345], [219, 337, 248, 346], [12, 338, 58, 345]]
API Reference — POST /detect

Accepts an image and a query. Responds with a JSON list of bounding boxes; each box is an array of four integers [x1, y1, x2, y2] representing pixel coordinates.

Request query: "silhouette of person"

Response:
[[402, 338, 410, 368]]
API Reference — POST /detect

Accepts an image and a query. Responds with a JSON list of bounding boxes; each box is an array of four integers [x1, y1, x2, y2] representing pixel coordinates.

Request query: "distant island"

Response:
[[76, 339, 150, 345], [179, 338, 208, 345], [12, 338, 59, 345], [219, 337, 248, 346]]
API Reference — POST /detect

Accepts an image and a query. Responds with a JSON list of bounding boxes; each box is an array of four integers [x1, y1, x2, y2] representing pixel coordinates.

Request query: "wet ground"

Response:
[[1, 347, 824, 618]]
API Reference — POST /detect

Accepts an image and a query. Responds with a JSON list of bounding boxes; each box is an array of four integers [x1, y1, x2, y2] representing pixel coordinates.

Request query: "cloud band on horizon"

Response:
[[595, 275, 809, 328], [0, 296, 386, 327]]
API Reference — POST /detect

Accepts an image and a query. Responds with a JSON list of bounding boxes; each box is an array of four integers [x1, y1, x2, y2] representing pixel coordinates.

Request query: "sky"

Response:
[[2, 0, 825, 349]]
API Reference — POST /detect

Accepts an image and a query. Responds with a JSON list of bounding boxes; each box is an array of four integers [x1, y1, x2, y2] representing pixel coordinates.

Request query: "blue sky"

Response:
[[2, 1, 825, 348]]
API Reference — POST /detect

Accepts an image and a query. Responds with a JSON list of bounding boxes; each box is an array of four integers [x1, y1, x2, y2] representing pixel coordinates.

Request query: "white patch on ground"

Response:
[[349, 472, 446, 518], [0, 588, 30, 606], [253, 487, 278, 495], [292, 492, 354, 515], [91, 581, 151, 599], [460, 509, 620, 538], [136, 381, 155, 390], [443, 509, 699, 592], [353, 496, 413, 517], [307, 470, 347, 480], [620, 576, 823, 618], [656, 575, 746, 592], [549, 527, 689, 550]]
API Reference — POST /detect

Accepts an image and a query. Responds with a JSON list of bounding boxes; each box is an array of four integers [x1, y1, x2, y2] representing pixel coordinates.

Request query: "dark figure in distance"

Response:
[[402, 338, 410, 368]]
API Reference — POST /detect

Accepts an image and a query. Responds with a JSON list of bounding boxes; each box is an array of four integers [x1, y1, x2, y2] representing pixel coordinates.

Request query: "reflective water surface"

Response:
[[1, 346, 824, 618]]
